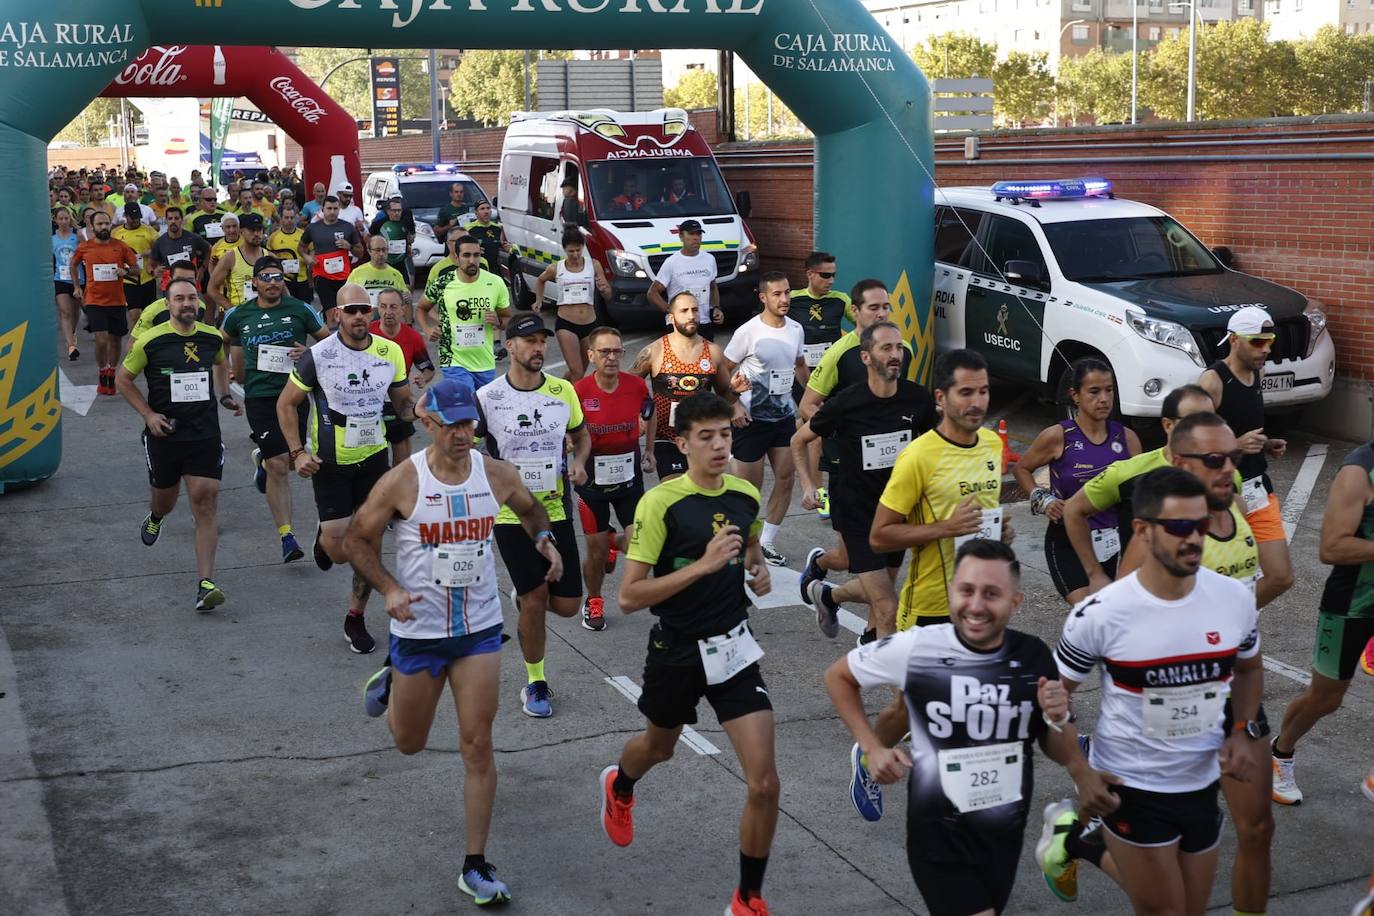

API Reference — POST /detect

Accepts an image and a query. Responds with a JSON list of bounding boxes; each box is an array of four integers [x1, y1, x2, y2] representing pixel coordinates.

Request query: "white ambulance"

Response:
[[497, 108, 759, 326], [932, 178, 1334, 417]]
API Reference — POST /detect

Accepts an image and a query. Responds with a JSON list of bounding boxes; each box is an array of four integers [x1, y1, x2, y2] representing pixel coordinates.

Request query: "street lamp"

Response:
[[1132, 0, 1139, 124], [1169, 0, 1199, 121], [1054, 20, 1087, 127]]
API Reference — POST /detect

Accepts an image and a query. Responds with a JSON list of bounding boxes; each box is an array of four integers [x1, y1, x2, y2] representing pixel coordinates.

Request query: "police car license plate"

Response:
[[1260, 373, 1293, 392]]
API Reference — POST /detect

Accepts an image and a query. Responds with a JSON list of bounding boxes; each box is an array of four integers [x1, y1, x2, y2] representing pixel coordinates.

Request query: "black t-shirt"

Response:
[[1210, 360, 1270, 491], [189, 209, 227, 240], [808, 379, 937, 533], [151, 231, 211, 275], [790, 290, 850, 345], [122, 322, 226, 441]]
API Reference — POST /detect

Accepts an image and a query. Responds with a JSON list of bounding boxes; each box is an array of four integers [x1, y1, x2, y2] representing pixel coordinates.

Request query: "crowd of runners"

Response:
[[50, 163, 1374, 915]]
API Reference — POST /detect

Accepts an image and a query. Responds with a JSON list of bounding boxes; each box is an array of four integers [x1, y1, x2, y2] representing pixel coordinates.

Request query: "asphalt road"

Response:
[[2, 324, 1371, 916]]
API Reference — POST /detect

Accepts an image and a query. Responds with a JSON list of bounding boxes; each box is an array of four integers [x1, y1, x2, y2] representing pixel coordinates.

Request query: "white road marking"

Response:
[[748, 565, 803, 609], [837, 609, 867, 636], [1282, 444, 1328, 542], [57, 368, 98, 417], [1263, 655, 1312, 687], [605, 675, 720, 755]]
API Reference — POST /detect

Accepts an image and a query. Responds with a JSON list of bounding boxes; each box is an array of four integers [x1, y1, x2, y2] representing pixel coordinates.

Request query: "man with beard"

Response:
[[208, 212, 268, 325], [629, 293, 737, 482], [302, 195, 363, 319], [70, 210, 139, 394], [189, 186, 228, 242], [417, 235, 510, 394], [147, 206, 211, 292], [277, 284, 415, 655], [474, 313, 590, 718]]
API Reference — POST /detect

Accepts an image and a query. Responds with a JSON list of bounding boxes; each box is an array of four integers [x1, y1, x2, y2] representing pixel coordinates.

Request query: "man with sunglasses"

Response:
[[278, 284, 414, 655], [417, 235, 510, 394], [573, 326, 654, 632], [223, 256, 330, 562], [1054, 466, 1263, 916], [189, 188, 228, 242], [1199, 307, 1295, 607]]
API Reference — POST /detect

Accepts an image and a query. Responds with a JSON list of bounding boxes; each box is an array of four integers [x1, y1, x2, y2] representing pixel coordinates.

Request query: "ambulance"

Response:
[[931, 178, 1334, 418], [498, 108, 760, 326]]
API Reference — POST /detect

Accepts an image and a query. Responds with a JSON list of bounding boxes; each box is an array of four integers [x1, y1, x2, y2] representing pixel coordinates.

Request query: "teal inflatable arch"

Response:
[[0, 0, 933, 491]]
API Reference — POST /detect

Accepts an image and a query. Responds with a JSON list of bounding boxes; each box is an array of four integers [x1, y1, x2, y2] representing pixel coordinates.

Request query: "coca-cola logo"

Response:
[[114, 45, 189, 87], [269, 76, 327, 125]]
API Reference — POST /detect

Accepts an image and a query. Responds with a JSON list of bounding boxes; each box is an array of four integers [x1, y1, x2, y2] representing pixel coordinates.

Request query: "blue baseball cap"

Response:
[[422, 378, 479, 425]]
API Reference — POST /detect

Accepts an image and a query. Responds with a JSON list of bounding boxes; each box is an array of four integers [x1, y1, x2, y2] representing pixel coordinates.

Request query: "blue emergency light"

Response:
[[392, 162, 461, 175], [992, 178, 1113, 203]]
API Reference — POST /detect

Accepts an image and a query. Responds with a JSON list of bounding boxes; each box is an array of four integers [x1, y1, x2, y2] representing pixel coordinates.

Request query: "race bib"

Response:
[[205, 221, 224, 239], [93, 263, 118, 282], [803, 342, 829, 368], [560, 279, 593, 305], [241, 280, 255, 301], [170, 371, 210, 403], [1091, 527, 1121, 563], [166, 250, 190, 265], [767, 368, 793, 396], [256, 344, 293, 374], [937, 742, 1023, 813], [954, 507, 1003, 549], [861, 430, 910, 471], [515, 459, 559, 493], [431, 540, 486, 588], [1142, 682, 1226, 741], [343, 413, 383, 448], [136, 254, 145, 272], [697, 620, 764, 686], [456, 324, 486, 348], [593, 452, 635, 486], [690, 289, 711, 320], [56, 263, 71, 282], [282, 258, 300, 276], [367, 288, 381, 309], [321, 254, 345, 275], [387, 239, 407, 256], [1241, 476, 1268, 514]]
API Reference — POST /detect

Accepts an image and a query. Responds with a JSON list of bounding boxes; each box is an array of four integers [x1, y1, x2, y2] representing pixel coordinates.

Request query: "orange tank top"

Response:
[[651, 337, 715, 440]]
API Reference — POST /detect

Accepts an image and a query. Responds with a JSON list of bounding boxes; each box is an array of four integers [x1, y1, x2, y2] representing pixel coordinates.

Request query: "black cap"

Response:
[[123, 201, 142, 218], [239, 212, 264, 230], [678, 219, 703, 233], [253, 255, 284, 275], [505, 313, 549, 341]]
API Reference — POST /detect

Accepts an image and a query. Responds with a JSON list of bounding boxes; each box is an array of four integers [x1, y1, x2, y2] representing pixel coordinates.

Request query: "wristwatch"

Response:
[[1233, 719, 1263, 740], [534, 529, 556, 547]]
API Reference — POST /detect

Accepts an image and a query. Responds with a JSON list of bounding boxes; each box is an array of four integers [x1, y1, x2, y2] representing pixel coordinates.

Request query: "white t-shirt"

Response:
[[1055, 569, 1260, 793], [316, 204, 366, 232], [654, 250, 717, 323], [723, 314, 804, 423]]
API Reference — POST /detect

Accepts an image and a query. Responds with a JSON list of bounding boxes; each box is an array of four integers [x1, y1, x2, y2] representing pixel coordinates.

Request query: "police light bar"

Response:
[[992, 178, 1113, 202], [392, 162, 461, 175]]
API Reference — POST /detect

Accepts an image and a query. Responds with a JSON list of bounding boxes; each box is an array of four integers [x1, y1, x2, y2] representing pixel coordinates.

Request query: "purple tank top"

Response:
[[1050, 419, 1129, 529]]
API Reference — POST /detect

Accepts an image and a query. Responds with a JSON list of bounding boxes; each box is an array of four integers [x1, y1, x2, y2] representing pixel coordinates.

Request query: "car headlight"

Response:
[[1125, 307, 1204, 367], [416, 221, 435, 239], [607, 249, 647, 279], [739, 246, 759, 273], [1304, 299, 1327, 357]]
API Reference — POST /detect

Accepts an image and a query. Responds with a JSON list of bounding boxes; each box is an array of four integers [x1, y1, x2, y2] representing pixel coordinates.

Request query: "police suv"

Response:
[[932, 178, 1333, 417]]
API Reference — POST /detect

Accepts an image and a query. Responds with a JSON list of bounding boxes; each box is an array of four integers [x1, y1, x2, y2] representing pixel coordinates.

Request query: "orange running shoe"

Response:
[[600, 765, 634, 847], [1360, 637, 1374, 677], [726, 890, 771, 915]]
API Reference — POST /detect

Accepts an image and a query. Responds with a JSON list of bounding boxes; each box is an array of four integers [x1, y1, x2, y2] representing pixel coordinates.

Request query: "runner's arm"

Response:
[[1124, 426, 1143, 457], [646, 280, 669, 314], [629, 341, 655, 378], [343, 463, 414, 599], [789, 420, 823, 499], [794, 354, 810, 388], [388, 382, 415, 423], [798, 387, 825, 422], [1319, 464, 1374, 565], [206, 249, 233, 318], [1011, 425, 1065, 519], [824, 640, 913, 784], [1063, 488, 1107, 585], [1229, 651, 1263, 726], [533, 263, 556, 308], [277, 380, 310, 456], [1197, 368, 1223, 409]]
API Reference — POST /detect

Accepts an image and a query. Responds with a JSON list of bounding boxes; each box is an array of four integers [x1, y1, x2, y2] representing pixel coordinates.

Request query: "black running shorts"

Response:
[[494, 518, 581, 599]]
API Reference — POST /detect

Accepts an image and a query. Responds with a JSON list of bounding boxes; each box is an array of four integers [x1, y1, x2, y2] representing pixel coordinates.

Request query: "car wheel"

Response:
[[510, 256, 534, 308]]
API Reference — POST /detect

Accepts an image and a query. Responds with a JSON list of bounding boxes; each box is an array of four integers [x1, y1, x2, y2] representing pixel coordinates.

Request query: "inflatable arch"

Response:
[[0, 0, 934, 491], [101, 45, 363, 196]]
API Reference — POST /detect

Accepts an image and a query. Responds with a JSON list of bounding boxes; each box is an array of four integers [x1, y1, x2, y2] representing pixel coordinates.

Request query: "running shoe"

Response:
[[599, 764, 635, 847], [1354, 874, 1374, 916], [1362, 767, 1374, 805], [521, 680, 553, 718], [815, 486, 830, 520], [282, 533, 304, 564], [140, 512, 162, 547], [760, 542, 786, 567], [344, 613, 376, 654], [458, 862, 511, 907], [581, 596, 607, 632], [251, 448, 267, 495], [67, 346, 79, 361], [856, 628, 877, 648], [1361, 636, 1374, 677], [195, 579, 225, 612], [363, 664, 391, 718], [807, 580, 840, 639], [1271, 743, 1303, 805], [605, 526, 619, 574], [848, 742, 883, 822], [726, 889, 771, 916], [313, 524, 333, 571], [799, 546, 827, 605], [1035, 799, 1080, 903]]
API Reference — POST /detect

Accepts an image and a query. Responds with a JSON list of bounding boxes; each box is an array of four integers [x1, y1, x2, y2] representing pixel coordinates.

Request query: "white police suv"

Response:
[[932, 178, 1333, 417]]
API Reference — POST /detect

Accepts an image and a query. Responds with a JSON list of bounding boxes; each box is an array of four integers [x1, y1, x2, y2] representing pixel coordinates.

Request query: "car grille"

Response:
[[1193, 316, 1309, 365], [647, 250, 737, 279]]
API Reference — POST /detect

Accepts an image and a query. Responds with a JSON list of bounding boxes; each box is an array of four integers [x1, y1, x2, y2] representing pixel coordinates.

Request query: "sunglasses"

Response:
[[1176, 449, 1243, 469], [256, 272, 285, 283], [1237, 333, 1275, 345], [340, 304, 372, 315], [814, 271, 836, 279], [1140, 516, 1211, 537]]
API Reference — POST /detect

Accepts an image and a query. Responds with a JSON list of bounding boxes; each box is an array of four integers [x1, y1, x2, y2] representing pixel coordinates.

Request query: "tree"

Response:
[[1141, 18, 1295, 121], [1056, 48, 1138, 125], [293, 47, 433, 122], [53, 98, 142, 146], [664, 69, 718, 110], [447, 50, 572, 127], [911, 33, 997, 80], [734, 81, 807, 139], [1291, 26, 1374, 115], [992, 51, 1054, 127]]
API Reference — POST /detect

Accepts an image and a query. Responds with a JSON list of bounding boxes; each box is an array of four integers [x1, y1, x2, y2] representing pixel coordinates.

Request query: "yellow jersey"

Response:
[[1204, 501, 1260, 591], [267, 228, 307, 282], [878, 427, 1004, 628], [111, 223, 159, 284], [210, 237, 242, 269]]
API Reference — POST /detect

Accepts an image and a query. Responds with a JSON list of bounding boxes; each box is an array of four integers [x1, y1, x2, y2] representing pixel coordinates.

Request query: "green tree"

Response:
[[293, 47, 432, 122], [53, 98, 142, 146], [1291, 26, 1374, 114], [1056, 48, 1138, 125], [734, 81, 807, 139], [992, 51, 1054, 127], [1141, 18, 1295, 120], [447, 50, 572, 127], [665, 68, 719, 110], [911, 32, 997, 79]]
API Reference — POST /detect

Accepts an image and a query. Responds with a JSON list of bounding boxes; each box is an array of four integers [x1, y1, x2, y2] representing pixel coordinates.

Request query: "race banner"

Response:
[[209, 95, 233, 184]]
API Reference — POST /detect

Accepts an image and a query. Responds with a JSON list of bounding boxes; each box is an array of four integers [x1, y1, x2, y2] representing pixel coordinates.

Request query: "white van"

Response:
[[497, 108, 759, 325], [931, 178, 1334, 417], [362, 163, 490, 268]]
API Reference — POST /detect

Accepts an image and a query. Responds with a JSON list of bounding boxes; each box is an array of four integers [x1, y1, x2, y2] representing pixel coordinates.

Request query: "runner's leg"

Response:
[[1221, 747, 1274, 914], [387, 665, 449, 754], [184, 475, 219, 580], [762, 445, 795, 527], [449, 651, 501, 856], [555, 327, 585, 382], [583, 530, 609, 598], [617, 720, 683, 780], [1274, 671, 1351, 754], [1100, 833, 1189, 914], [856, 568, 899, 637], [1179, 846, 1222, 916], [264, 454, 292, 529], [721, 709, 780, 860]]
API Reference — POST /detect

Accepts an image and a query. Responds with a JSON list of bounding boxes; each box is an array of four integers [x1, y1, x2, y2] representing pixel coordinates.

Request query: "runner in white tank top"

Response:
[[533, 229, 611, 382]]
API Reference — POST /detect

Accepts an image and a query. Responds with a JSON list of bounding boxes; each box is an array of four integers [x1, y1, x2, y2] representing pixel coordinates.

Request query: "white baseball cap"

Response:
[[336, 181, 353, 194], [1226, 306, 1274, 336]]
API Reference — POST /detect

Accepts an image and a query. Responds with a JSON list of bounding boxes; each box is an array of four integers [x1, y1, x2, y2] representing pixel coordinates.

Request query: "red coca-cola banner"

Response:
[[101, 45, 360, 195]]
